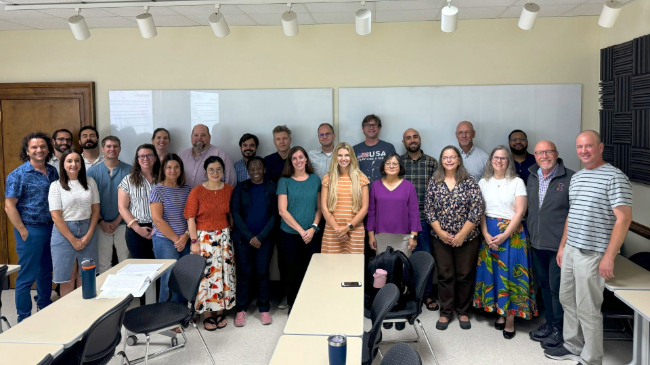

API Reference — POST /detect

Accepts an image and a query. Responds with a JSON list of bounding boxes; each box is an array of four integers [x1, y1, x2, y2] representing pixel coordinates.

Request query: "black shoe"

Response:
[[544, 345, 581, 362], [459, 317, 471, 330], [503, 328, 516, 339], [383, 322, 394, 329], [541, 328, 564, 349], [494, 318, 506, 330], [395, 322, 406, 331], [436, 318, 450, 331], [529, 322, 554, 342]]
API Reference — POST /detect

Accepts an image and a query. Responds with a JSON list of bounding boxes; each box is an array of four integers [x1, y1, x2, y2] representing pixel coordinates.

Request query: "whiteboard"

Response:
[[339, 85, 582, 172], [109, 88, 333, 165]]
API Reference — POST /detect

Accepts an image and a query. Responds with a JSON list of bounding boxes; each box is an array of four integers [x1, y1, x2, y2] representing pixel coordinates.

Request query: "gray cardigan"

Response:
[[526, 158, 575, 252]]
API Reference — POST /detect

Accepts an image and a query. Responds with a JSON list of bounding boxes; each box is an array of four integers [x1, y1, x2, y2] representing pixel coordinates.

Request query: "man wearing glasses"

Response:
[[49, 128, 73, 173], [353, 114, 396, 185], [308, 123, 336, 180], [509, 129, 537, 185], [455, 121, 488, 181], [526, 140, 574, 350]]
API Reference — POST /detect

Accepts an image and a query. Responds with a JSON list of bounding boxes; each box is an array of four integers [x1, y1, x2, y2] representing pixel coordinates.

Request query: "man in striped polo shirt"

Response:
[[545, 130, 633, 365]]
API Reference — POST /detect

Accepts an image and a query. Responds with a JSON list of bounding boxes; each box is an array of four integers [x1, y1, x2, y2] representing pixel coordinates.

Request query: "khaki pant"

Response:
[[376, 233, 411, 258], [98, 224, 129, 274], [559, 244, 605, 365]]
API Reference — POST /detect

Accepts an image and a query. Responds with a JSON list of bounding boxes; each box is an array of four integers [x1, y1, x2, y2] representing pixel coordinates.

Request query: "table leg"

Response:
[[145, 283, 156, 305], [627, 312, 650, 365], [642, 315, 649, 365]]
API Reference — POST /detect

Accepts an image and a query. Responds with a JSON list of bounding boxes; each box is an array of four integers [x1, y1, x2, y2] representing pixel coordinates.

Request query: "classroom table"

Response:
[[6, 264, 20, 275], [0, 342, 64, 364], [283, 254, 364, 337], [270, 335, 362, 365], [614, 290, 650, 365], [0, 259, 175, 348], [1, 265, 21, 334], [605, 255, 650, 291]]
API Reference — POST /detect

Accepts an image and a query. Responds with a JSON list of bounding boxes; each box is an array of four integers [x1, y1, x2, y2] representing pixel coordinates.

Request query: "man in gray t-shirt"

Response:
[[353, 114, 396, 185]]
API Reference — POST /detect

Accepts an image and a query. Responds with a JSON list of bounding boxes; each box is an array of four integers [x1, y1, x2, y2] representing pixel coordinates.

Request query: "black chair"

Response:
[[0, 265, 12, 333], [380, 343, 422, 365], [363, 283, 399, 365], [365, 251, 439, 365], [37, 354, 54, 365], [53, 294, 133, 365], [120, 254, 214, 365]]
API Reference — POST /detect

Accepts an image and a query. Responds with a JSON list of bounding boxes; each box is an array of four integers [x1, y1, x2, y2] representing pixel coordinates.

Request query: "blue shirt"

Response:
[[5, 161, 59, 225], [264, 152, 287, 184], [87, 161, 132, 223], [277, 174, 322, 234], [514, 152, 537, 185], [246, 184, 268, 235], [353, 140, 396, 185], [234, 158, 251, 183]]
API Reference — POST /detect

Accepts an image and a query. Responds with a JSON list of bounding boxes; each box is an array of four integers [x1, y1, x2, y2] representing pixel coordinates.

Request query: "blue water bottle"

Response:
[[81, 258, 97, 299], [328, 334, 347, 365]]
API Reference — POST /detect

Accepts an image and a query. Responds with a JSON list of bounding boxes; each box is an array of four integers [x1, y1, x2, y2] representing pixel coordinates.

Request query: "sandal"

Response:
[[203, 317, 218, 332], [425, 298, 439, 311], [214, 314, 228, 329]]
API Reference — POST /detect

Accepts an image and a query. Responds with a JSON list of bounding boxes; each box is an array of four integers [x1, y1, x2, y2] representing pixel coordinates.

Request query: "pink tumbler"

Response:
[[373, 269, 387, 288]]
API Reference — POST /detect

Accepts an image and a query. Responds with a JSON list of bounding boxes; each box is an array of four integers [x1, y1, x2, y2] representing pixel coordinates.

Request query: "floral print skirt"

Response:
[[193, 228, 236, 313], [473, 217, 538, 319]]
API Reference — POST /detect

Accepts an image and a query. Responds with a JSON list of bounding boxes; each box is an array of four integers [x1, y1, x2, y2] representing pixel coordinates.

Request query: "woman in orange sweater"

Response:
[[184, 156, 235, 331]]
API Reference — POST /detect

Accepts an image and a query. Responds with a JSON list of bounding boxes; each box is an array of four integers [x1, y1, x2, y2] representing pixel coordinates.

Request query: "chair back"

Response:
[[79, 294, 133, 362], [380, 343, 422, 365], [368, 284, 400, 354], [37, 354, 54, 365], [168, 254, 206, 306], [629, 252, 650, 272], [0, 265, 7, 309], [408, 251, 434, 317]]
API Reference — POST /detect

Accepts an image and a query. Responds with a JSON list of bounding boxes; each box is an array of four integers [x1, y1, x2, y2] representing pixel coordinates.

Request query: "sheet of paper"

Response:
[[100, 274, 147, 291], [117, 264, 163, 280]]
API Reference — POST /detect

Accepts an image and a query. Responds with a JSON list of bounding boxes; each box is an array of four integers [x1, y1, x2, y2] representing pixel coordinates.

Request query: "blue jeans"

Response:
[[412, 220, 434, 298], [14, 224, 53, 322], [152, 235, 190, 303]]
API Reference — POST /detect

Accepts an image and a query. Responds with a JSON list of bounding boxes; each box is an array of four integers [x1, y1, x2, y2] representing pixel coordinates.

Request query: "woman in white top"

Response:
[[473, 145, 537, 339], [49, 149, 100, 297]]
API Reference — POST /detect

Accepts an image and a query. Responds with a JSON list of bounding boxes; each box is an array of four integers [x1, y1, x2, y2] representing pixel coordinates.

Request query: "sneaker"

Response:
[[278, 297, 289, 310], [261, 312, 273, 325], [544, 345, 581, 362], [529, 322, 554, 342], [234, 311, 246, 327], [541, 328, 564, 349]]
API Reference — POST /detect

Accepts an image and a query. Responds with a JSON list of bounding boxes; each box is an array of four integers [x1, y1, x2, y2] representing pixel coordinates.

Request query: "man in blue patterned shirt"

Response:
[[234, 133, 259, 183], [5, 132, 59, 322]]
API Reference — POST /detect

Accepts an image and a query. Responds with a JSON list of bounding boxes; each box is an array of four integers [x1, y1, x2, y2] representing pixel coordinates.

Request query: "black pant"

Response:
[[278, 230, 319, 307], [431, 237, 479, 319], [532, 247, 563, 329], [235, 237, 273, 312], [125, 223, 155, 259]]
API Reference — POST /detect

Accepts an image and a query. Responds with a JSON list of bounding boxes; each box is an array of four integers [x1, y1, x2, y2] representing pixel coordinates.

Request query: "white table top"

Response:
[[270, 335, 362, 365], [0, 343, 64, 364], [284, 254, 364, 337], [5, 265, 20, 275], [605, 255, 650, 291], [615, 290, 650, 322], [0, 259, 176, 346]]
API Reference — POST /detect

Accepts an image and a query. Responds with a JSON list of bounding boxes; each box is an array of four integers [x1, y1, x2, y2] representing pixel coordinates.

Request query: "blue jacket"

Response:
[[230, 179, 277, 244]]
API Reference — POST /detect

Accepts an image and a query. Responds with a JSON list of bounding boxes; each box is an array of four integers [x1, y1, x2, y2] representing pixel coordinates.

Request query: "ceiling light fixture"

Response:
[[598, 0, 623, 28], [518, 1, 540, 30], [441, 0, 458, 33], [68, 8, 90, 40], [355, 1, 371, 36], [282, 3, 299, 37], [136, 6, 157, 39], [209, 4, 230, 37]]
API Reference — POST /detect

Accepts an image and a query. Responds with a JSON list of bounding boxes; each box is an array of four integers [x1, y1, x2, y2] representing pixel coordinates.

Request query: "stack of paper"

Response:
[[97, 264, 164, 299]]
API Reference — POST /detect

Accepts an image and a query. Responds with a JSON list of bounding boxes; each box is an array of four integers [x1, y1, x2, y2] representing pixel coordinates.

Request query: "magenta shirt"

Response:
[[367, 179, 422, 234]]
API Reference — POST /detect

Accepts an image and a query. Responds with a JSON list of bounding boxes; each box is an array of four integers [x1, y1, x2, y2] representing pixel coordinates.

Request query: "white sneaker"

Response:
[[278, 297, 289, 310]]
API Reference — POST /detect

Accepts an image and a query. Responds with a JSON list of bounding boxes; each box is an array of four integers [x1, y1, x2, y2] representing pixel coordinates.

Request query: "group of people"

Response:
[[5, 114, 632, 365]]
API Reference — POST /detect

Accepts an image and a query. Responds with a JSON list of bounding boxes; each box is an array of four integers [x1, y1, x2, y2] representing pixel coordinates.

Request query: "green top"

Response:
[[276, 174, 322, 235]]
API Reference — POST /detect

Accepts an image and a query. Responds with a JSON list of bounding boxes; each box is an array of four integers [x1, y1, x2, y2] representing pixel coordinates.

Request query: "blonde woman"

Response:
[[321, 142, 370, 254]]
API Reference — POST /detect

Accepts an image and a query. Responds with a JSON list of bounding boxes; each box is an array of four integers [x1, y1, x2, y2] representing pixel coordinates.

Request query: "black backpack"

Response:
[[365, 246, 415, 310]]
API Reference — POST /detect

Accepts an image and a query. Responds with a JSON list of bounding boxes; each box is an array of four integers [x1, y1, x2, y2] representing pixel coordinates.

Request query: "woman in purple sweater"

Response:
[[367, 153, 421, 257]]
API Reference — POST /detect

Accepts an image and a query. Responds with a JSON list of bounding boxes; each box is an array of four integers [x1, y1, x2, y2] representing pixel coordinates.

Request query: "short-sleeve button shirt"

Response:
[[5, 161, 59, 225]]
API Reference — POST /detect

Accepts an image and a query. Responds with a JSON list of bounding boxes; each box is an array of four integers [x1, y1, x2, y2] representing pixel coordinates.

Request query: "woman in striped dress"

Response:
[[320, 142, 369, 254]]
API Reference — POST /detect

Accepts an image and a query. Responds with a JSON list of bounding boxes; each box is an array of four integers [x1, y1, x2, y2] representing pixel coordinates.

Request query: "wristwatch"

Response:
[[409, 234, 418, 240], [309, 223, 320, 233], [348, 223, 354, 230], [191, 239, 198, 244]]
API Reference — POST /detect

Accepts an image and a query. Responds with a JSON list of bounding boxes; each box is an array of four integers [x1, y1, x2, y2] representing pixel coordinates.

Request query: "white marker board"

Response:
[[109, 88, 333, 164], [339, 85, 582, 172]]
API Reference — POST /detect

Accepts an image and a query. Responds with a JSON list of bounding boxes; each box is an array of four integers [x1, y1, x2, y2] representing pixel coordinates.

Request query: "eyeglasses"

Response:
[[534, 150, 557, 156], [492, 156, 508, 162], [509, 137, 527, 142], [441, 156, 459, 161], [363, 123, 380, 129], [55, 137, 72, 143], [385, 162, 400, 167], [137, 154, 155, 160], [318, 133, 333, 138], [207, 168, 223, 175]]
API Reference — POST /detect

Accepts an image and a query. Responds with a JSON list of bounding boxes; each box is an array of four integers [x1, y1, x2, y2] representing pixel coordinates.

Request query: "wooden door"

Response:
[[0, 83, 94, 286]]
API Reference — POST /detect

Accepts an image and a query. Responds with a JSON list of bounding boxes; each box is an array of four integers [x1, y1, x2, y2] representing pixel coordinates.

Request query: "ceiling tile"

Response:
[[237, 3, 309, 14], [84, 16, 137, 27], [306, 2, 367, 13], [311, 11, 355, 24], [500, 3, 577, 17], [103, 6, 180, 17], [0, 9, 50, 19], [2, 0, 78, 3], [169, 4, 243, 16], [79, 0, 143, 2], [376, 0, 443, 11], [150, 14, 198, 26], [447, 6, 507, 19], [585, 0, 630, 3], [447, 0, 517, 7], [247, 12, 313, 25], [562, 3, 604, 15], [9, 16, 68, 28], [0, 18, 34, 29], [39, 8, 117, 18], [376, 9, 437, 22], [187, 13, 256, 26], [514, 0, 587, 4]]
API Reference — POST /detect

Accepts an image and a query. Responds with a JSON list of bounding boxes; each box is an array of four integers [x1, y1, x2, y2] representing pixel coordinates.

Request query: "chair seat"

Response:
[[124, 302, 191, 334], [365, 301, 418, 321]]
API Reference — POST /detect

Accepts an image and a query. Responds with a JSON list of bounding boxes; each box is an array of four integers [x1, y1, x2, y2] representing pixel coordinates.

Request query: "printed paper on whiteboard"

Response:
[[109, 90, 154, 135], [190, 91, 219, 130]]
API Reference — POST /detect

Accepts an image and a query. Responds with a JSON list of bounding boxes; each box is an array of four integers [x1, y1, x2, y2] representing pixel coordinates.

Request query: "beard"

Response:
[[193, 141, 206, 151], [406, 143, 420, 153], [242, 149, 256, 158], [83, 140, 98, 150], [54, 143, 70, 153], [511, 146, 527, 156]]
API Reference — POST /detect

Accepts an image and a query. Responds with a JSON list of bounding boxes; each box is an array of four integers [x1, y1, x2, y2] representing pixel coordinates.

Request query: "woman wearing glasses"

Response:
[[425, 146, 484, 331], [118, 144, 159, 260], [474, 145, 537, 339]]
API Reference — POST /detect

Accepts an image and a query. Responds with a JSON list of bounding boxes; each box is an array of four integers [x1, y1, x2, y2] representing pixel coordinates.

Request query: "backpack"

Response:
[[365, 246, 415, 310]]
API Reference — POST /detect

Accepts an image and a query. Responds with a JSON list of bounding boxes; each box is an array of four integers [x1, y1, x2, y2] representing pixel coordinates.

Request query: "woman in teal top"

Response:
[[277, 146, 322, 311]]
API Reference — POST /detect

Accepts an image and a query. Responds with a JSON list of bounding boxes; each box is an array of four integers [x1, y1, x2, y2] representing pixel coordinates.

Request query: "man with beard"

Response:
[[455, 121, 488, 181], [308, 123, 335, 179], [49, 128, 73, 173], [401, 128, 439, 311], [234, 133, 259, 183], [509, 129, 537, 185], [179, 124, 236, 187], [79, 126, 104, 170]]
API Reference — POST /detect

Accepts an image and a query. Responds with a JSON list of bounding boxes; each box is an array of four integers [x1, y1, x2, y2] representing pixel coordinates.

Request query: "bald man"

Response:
[[401, 128, 439, 310], [545, 130, 632, 365], [455, 121, 488, 180], [526, 140, 574, 350], [179, 124, 236, 187]]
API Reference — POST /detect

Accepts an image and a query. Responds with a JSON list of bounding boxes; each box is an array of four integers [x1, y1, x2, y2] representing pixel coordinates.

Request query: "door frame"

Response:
[[0, 82, 95, 265]]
